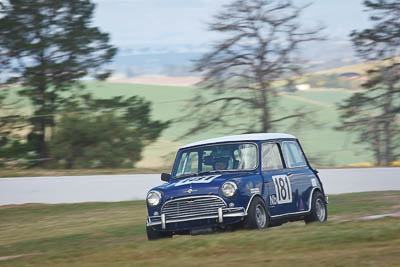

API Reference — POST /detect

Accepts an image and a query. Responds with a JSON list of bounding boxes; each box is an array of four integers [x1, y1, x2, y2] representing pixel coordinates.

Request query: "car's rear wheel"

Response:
[[305, 191, 328, 224], [244, 197, 269, 229], [146, 226, 173, 241]]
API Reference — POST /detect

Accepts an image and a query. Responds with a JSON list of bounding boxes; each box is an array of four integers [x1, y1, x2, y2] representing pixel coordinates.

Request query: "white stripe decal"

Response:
[[174, 175, 221, 186]]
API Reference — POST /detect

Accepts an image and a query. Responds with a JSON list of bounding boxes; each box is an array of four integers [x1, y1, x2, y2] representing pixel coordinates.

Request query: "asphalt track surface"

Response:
[[0, 168, 399, 205]]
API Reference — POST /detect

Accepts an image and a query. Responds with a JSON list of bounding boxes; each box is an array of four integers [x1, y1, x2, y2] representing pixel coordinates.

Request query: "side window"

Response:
[[261, 143, 283, 170], [282, 141, 307, 168]]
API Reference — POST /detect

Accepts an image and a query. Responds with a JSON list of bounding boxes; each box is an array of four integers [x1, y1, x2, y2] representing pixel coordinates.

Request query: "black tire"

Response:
[[305, 191, 328, 224], [146, 226, 172, 241], [244, 197, 269, 229]]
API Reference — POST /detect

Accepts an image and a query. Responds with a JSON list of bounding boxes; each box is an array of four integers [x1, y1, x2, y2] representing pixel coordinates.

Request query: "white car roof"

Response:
[[181, 133, 296, 148]]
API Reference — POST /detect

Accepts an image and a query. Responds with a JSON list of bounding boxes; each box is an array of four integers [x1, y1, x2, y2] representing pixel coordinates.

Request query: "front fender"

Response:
[[227, 174, 264, 211], [245, 193, 268, 213]]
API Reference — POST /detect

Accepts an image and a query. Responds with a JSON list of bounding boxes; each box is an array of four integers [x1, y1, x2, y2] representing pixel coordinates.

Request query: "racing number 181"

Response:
[[272, 175, 292, 204]]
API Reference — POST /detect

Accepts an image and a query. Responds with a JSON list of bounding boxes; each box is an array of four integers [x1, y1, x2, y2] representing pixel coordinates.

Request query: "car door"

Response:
[[261, 142, 296, 216], [281, 140, 315, 213]]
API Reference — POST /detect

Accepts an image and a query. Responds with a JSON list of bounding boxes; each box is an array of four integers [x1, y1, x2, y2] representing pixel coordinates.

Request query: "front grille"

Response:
[[162, 196, 226, 220]]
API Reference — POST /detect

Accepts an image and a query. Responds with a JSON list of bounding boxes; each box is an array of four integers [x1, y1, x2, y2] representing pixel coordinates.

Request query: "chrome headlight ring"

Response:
[[147, 190, 162, 207], [221, 181, 238, 198]]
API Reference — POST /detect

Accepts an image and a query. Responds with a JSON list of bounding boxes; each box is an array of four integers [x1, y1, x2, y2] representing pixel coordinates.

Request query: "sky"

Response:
[[92, 0, 371, 55]]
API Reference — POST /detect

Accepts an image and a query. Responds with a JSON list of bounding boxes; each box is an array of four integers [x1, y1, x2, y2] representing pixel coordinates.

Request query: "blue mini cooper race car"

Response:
[[146, 133, 328, 240]]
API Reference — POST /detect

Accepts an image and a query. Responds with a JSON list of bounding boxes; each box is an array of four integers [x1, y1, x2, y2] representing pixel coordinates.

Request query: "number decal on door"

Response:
[[272, 175, 293, 204]]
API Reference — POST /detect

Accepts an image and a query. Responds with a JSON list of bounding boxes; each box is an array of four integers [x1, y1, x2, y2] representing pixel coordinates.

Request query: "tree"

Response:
[[182, 0, 323, 136], [0, 88, 23, 146], [0, 0, 117, 159], [0, 49, 20, 143], [50, 113, 140, 169], [337, 0, 400, 166], [50, 95, 170, 169]]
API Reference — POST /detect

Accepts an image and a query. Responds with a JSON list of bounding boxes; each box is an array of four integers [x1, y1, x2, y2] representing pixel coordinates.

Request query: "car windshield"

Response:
[[173, 143, 258, 178]]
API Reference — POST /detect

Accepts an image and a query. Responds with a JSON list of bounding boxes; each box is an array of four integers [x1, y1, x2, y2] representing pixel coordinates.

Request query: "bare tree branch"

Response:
[[181, 0, 323, 138]]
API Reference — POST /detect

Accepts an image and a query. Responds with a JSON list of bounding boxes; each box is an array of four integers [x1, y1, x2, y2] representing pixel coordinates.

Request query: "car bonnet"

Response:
[[151, 172, 252, 201]]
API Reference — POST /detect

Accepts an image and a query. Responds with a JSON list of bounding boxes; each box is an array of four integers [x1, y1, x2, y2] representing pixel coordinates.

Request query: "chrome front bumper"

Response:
[[147, 207, 247, 229]]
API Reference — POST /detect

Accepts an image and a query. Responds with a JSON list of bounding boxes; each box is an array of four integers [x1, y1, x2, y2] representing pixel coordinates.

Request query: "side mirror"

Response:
[[161, 173, 171, 182]]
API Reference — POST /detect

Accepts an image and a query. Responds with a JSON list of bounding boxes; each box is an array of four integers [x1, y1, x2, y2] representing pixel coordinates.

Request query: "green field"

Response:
[[0, 191, 399, 266], [83, 82, 371, 167], [5, 81, 372, 168]]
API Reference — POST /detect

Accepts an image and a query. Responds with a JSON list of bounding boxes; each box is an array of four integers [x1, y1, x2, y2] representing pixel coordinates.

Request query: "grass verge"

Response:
[[0, 191, 399, 266]]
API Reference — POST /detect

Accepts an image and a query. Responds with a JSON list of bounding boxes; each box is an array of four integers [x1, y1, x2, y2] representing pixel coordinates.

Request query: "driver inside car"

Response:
[[214, 157, 230, 170]]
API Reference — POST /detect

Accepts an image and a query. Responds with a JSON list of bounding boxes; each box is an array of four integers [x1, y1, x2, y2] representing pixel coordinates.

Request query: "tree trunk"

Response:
[[383, 85, 394, 166], [260, 87, 270, 133], [372, 123, 381, 166], [35, 51, 49, 162], [383, 120, 393, 166], [38, 122, 47, 159]]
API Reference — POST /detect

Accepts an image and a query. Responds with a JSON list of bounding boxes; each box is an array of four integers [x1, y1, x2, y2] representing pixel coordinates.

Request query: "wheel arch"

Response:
[[305, 187, 328, 223], [245, 194, 269, 216], [308, 187, 327, 213], [311, 187, 326, 203]]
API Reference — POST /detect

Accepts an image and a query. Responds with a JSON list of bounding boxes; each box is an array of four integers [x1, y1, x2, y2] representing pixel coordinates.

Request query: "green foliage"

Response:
[[0, 0, 117, 158], [337, 64, 400, 165], [50, 113, 138, 168], [0, 140, 34, 158], [350, 0, 400, 60], [0, 140, 39, 167], [85, 95, 171, 144], [0, 88, 23, 139], [50, 96, 170, 169]]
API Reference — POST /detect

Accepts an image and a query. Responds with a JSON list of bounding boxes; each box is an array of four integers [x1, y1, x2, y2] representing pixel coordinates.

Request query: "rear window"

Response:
[[282, 141, 307, 168]]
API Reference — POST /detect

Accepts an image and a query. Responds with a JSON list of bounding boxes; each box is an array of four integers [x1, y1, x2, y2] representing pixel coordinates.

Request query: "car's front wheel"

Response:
[[305, 191, 328, 224], [244, 197, 269, 229], [146, 226, 173, 241]]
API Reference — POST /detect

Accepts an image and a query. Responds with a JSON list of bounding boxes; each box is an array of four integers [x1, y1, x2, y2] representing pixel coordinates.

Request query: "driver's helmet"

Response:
[[211, 149, 233, 170]]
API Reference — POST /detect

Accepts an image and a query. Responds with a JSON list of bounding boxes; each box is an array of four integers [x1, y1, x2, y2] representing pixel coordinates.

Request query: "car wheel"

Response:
[[305, 191, 328, 224], [244, 197, 269, 229], [146, 226, 173, 241]]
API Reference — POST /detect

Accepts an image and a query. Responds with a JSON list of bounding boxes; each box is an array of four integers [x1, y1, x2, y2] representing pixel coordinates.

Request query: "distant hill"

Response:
[[312, 61, 381, 75], [110, 40, 364, 77]]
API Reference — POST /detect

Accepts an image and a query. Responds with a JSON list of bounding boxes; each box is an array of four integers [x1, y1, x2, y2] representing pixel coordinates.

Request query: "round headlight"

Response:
[[221, 182, 238, 198], [147, 191, 162, 207]]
